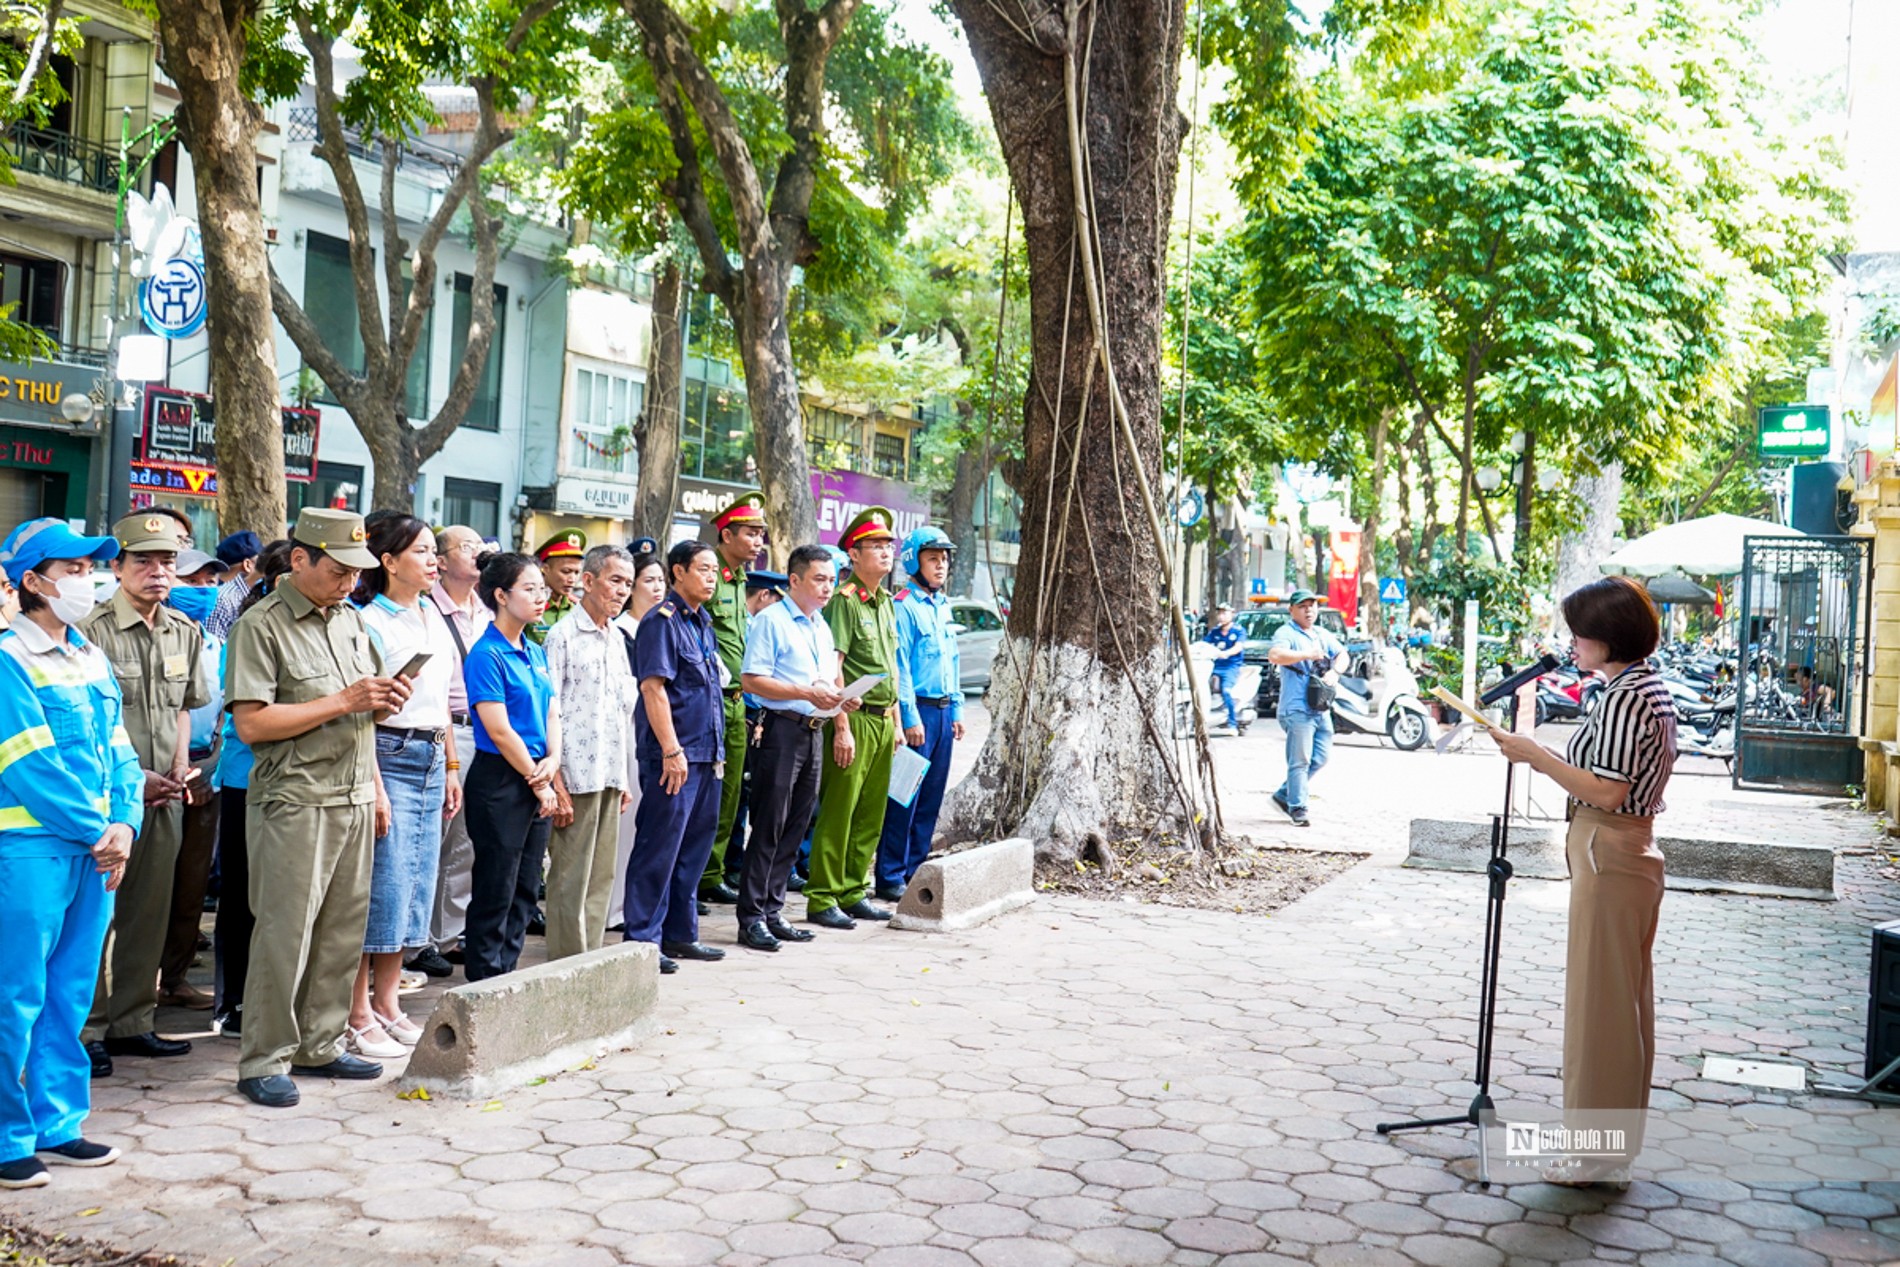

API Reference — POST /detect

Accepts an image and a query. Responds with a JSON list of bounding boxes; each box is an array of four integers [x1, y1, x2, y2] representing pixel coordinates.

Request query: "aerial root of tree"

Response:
[[938, 636, 1184, 864]]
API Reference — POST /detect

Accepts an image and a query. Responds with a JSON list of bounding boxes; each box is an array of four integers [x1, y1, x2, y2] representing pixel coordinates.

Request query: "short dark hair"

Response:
[[787, 544, 832, 578], [667, 540, 714, 585], [239, 539, 294, 617], [478, 552, 538, 613], [1562, 576, 1660, 663], [15, 562, 52, 615]]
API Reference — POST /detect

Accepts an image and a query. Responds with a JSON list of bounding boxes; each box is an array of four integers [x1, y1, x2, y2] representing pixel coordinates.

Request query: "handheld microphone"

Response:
[[1478, 652, 1560, 706]]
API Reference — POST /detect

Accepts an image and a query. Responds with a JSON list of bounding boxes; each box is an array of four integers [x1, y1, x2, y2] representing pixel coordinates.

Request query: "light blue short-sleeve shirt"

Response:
[[741, 599, 838, 716]]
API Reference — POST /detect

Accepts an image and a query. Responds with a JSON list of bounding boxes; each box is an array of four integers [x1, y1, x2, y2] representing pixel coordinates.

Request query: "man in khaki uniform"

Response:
[[78, 513, 209, 1073], [224, 509, 409, 1108]]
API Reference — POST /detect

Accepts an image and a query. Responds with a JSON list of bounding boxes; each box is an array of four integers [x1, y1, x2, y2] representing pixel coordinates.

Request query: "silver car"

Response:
[[948, 598, 1006, 695]]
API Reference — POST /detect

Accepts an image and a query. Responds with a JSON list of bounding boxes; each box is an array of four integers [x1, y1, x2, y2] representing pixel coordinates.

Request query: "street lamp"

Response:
[[1475, 465, 1504, 494]]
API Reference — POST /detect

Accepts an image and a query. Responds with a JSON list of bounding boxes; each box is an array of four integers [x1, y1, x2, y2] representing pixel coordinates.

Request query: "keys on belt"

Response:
[[377, 725, 447, 745]]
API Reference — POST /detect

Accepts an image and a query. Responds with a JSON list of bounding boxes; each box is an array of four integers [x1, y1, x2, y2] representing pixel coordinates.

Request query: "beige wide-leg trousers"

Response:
[[1563, 806, 1664, 1164]]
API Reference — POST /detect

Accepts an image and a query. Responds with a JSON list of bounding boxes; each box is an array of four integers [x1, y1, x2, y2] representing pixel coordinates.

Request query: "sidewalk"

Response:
[[6, 706, 1899, 1265]]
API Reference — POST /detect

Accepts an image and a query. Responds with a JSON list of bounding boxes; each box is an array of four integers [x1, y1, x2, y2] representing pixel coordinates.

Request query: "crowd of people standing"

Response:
[[0, 493, 967, 1186]]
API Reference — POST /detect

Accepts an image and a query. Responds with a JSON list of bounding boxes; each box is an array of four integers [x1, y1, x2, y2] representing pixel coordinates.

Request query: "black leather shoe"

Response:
[[442, 944, 465, 965], [696, 900, 710, 916], [526, 907, 547, 936], [291, 1053, 383, 1080], [660, 941, 726, 961], [406, 946, 454, 978], [104, 1032, 191, 1059], [873, 886, 905, 903], [737, 922, 780, 952], [807, 905, 856, 930], [786, 872, 807, 892], [659, 956, 678, 975], [238, 1075, 300, 1107], [699, 882, 740, 904], [842, 900, 893, 922], [85, 1041, 111, 1080], [766, 916, 815, 942]]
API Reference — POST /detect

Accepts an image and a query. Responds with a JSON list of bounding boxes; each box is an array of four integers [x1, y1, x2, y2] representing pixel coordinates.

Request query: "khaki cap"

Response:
[[113, 512, 183, 554], [292, 507, 378, 569]]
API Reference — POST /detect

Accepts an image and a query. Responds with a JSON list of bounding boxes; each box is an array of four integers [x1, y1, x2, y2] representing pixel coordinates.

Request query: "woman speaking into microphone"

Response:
[[1489, 576, 1677, 1186]]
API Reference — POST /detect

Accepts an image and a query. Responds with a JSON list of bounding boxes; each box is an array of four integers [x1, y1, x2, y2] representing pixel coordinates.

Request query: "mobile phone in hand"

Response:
[[398, 651, 433, 679]]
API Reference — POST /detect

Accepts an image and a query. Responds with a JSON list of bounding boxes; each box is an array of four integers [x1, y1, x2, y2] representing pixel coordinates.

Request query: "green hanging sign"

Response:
[[1757, 405, 1831, 459]]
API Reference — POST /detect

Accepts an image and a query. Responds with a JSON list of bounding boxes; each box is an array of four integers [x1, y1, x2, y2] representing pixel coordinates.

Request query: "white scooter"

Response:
[[1176, 643, 1262, 735], [1330, 644, 1434, 751]]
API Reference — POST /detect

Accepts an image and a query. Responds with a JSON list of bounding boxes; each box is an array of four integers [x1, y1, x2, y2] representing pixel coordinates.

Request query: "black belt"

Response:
[[377, 725, 446, 745], [915, 696, 952, 708], [763, 709, 827, 732], [449, 711, 471, 727]]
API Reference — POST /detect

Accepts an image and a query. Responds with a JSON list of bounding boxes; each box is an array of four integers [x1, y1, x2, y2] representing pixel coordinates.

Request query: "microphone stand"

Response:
[[1373, 663, 1553, 1188]]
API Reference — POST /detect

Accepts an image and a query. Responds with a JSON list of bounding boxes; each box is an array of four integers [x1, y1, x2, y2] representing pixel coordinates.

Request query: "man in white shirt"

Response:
[[542, 544, 637, 960], [735, 545, 845, 952], [421, 525, 492, 971]]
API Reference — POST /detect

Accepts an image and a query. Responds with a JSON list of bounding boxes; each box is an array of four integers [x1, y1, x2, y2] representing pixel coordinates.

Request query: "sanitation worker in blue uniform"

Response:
[[0, 519, 142, 1190], [1202, 602, 1245, 732], [626, 540, 727, 974], [874, 527, 964, 900]]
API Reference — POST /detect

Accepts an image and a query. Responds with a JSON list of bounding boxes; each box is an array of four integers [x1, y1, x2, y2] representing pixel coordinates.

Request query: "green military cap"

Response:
[[535, 530, 587, 562], [839, 505, 897, 549], [113, 511, 183, 554], [713, 494, 767, 532], [292, 507, 379, 569]]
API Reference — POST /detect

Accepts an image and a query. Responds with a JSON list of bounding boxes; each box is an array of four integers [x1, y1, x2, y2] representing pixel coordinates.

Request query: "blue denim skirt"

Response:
[[364, 732, 447, 953]]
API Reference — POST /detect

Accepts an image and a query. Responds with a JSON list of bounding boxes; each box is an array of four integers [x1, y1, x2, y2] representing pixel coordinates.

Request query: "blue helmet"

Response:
[[822, 544, 850, 577], [901, 526, 956, 576]]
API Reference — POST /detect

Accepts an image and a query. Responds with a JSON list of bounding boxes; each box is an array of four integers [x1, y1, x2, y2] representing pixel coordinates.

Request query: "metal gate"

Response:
[[1734, 534, 1871, 793]]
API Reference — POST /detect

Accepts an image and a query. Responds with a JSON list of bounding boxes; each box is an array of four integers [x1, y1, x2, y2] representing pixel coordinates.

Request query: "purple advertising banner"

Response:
[[811, 467, 931, 541]]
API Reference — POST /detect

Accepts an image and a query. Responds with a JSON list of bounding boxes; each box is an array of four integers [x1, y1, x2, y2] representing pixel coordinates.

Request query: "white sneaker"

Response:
[[347, 1023, 406, 1060], [397, 972, 427, 994], [375, 1010, 422, 1046]]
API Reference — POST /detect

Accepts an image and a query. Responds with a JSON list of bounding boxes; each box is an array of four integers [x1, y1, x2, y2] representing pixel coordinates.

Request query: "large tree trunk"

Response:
[[1554, 460, 1623, 634], [1358, 408, 1390, 635], [940, 0, 1190, 859], [632, 259, 684, 541], [735, 281, 818, 565], [154, 0, 285, 538], [947, 445, 982, 594]]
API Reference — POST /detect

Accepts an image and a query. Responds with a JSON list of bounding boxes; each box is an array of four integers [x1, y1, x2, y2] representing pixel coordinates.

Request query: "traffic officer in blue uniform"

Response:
[[1202, 602, 1246, 732], [874, 528, 964, 900], [625, 539, 728, 973], [0, 519, 143, 1189]]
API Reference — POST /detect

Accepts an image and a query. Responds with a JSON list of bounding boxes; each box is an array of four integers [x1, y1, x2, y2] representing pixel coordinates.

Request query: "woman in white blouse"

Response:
[[348, 515, 461, 1058]]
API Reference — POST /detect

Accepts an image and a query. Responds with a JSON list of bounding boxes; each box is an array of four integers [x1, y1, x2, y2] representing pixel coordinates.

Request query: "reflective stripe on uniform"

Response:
[[0, 725, 54, 773]]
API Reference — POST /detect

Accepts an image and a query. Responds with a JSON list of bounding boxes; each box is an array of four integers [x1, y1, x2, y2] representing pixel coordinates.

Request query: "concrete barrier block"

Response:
[[1405, 818, 1835, 901], [890, 838, 1036, 932], [398, 941, 660, 1099]]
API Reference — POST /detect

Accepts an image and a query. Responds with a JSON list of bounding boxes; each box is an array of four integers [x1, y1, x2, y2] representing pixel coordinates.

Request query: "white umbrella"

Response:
[[1598, 513, 1808, 578]]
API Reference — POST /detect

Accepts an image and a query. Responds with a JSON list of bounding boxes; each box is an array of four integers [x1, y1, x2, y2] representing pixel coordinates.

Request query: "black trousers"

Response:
[[213, 787, 250, 1014], [738, 711, 824, 924], [464, 750, 552, 982]]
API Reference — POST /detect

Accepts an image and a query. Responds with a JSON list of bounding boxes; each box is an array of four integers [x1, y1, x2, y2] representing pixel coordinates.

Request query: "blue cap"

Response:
[[0, 518, 119, 583], [745, 569, 789, 595], [215, 529, 262, 565]]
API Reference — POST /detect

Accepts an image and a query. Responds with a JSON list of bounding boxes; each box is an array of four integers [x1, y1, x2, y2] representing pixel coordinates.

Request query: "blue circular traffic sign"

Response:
[[140, 256, 208, 339]]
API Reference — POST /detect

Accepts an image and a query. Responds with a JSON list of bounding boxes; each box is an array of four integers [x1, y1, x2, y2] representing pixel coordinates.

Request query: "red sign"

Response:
[[1327, 527, 1361, 625], [132, 387, 319, 495]]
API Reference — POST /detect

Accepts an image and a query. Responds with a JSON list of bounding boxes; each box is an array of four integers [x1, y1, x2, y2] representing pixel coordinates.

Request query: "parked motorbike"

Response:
[[1331, 644, 1435, 750]]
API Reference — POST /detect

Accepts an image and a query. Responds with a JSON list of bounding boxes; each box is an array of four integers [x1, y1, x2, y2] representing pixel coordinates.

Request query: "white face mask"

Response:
[[41, 573, 96, 626]]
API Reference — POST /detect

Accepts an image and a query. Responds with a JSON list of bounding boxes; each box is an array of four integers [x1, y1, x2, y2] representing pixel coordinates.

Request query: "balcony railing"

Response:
[[286, 107, 466, 178], [4, 123, 131, 196]]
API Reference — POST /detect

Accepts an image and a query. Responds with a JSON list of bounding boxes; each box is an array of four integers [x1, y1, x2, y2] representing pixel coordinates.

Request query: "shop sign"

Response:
[[133, 387, 320, 495], [1757, 405, 1830, 459], [675, 470, 932, 541], [0, 357, 104, 429], [554, 475, 636, 517]]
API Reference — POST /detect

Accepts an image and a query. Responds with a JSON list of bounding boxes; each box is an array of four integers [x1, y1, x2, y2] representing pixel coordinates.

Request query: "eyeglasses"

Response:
[[514, 585, 550, 599]]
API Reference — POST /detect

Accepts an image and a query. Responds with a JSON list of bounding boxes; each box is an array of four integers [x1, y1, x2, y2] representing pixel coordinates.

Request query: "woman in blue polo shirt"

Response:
[[462, 552, 561, 982]]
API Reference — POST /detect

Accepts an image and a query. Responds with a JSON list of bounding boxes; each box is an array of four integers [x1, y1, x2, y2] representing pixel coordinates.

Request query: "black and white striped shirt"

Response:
[[1565, 662, 1677, 816]]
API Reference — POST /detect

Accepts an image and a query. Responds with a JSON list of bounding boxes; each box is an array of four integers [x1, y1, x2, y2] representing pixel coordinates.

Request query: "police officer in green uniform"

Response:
[[699, 494, 765, 904], [529, 531, 587, 644], [805, 507, 902, 929], [223, 509, 411, 1108], [79, 513, 210, 1074]]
